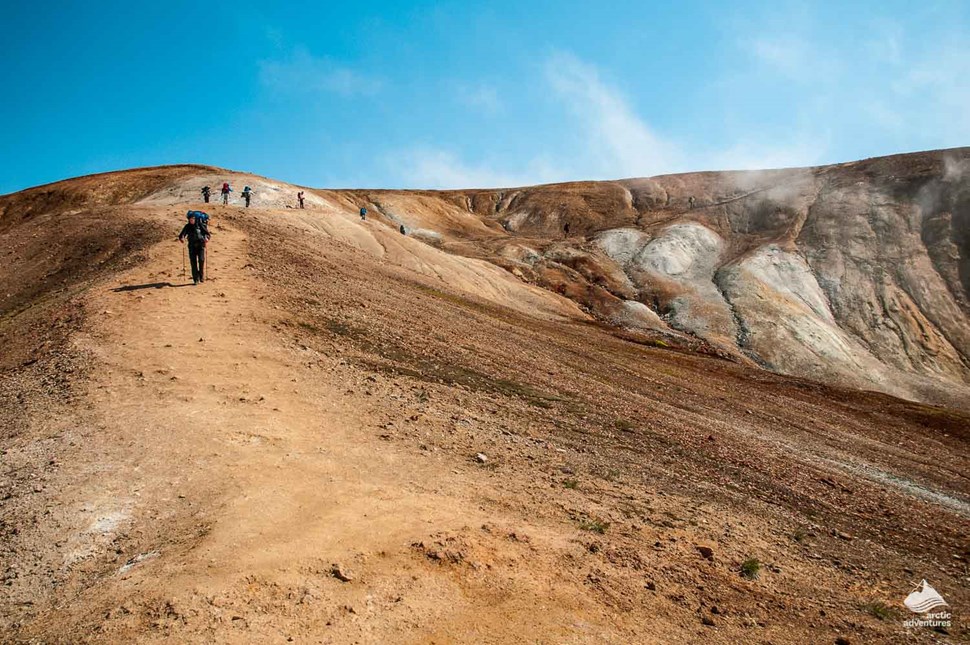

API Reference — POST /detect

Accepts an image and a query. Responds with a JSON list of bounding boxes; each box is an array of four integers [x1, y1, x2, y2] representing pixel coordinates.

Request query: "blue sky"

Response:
[[2, 1, 968, 193]]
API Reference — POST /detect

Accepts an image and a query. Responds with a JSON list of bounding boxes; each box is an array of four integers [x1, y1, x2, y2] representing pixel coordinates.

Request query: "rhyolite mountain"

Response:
[[331, 148, 970, 407], [5, 148, 969, 407]]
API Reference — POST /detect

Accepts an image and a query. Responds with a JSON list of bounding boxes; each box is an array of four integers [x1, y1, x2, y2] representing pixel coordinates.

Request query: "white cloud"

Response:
[[390, 52, 687, 189], [259, 49, 382, 97], [865, 20, 903, 65], [390, 148, 561, 189], [701, 138, 828, 172], [889, 39, 970, 139], [735, 13, 970, 147], [389, 51, 834, 188], [743, 33, 841, 84], [544, 51, 684, 178], [457, 83, 503, 114], [748, 37, 806, 76]]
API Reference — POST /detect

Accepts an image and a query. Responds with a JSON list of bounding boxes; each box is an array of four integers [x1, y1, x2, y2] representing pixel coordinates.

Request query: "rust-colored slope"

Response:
[[0, 161, 968, 642]]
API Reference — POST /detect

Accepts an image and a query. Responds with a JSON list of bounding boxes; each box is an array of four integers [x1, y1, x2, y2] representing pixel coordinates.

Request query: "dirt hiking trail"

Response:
[[18, 215, 639, 642], [1, 189, 968, 644]]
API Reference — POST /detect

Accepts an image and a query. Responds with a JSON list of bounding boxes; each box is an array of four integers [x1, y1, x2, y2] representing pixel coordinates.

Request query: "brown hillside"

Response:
[[1, 154, 968, 643]]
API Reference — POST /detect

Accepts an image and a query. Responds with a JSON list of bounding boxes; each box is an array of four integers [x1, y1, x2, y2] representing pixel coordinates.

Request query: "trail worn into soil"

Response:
[[2, 195, 969, 643], [5, 219, 620, 642]]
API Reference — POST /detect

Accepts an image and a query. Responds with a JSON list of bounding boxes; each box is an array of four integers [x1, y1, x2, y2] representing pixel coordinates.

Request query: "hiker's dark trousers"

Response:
[[189, 244, 206, 282]]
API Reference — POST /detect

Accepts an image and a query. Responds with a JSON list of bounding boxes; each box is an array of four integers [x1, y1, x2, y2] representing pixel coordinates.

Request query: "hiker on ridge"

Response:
[[297, 191, 305, 209], [178, 211, 211, 285], [242, 186, 253, 208], [360, 207, 367, 221], [201, 185, 211, 203], [221, 182, 232, 205]]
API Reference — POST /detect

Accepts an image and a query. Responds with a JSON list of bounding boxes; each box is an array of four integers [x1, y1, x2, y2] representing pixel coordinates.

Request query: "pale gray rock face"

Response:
[[597, 223, 738, 348], [441, 149, 970, 407]]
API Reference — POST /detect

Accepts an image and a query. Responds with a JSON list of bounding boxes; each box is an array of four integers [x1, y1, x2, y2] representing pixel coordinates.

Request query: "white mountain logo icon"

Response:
[[904, 580, 948, 614]]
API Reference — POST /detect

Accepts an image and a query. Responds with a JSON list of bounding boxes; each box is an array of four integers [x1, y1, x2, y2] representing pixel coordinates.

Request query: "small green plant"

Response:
[[579, 518, 610, 534], [613, 418, 635, 432], [649, 339, 669, 348], [563, 479, 579, 489], [740, 558, 761, 580], [792, 528, 807, 543], [862, 601, 895, 621], [601, 468, 621, 482]]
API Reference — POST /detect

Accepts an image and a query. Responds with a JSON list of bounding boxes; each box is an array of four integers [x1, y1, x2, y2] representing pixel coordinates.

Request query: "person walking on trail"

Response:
[[242, 186, 253, 208], [359, 207, 367, 221], [688, 196, 695, 209], [221, 182, 232, 205], [201, 185, 211, 203], [297, 191, 305, 209], [178, 211, 211, 285]]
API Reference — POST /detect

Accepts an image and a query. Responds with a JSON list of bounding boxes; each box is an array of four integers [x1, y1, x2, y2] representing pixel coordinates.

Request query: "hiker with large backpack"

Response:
[[297, 191, 305, 209], [178, 211, 211, 285], [221, 182, 232, 205], [201, 186, 211, 203], [359, 207, 367, 221], [242, 186, 253, 208]]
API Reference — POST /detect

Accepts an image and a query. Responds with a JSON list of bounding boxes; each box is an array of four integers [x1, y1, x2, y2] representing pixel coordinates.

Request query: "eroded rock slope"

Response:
[[331, 149, 970, 406]]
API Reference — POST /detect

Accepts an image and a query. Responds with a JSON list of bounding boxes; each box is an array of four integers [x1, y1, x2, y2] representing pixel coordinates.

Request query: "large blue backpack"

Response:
[[187, 210, 209, 224]]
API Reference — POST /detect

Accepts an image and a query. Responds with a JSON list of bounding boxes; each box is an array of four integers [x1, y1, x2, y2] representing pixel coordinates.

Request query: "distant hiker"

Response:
[[178, 211, 211, 285], [563, 222, 570, 238], [242, 186, 253, 208], [360, 207, 367, 221], [297, 191, 305, 209], [688, 196, 695, 209], [221, 182, 232, 205], [399, 224, 406, 235], [201, 185, 211, 203]]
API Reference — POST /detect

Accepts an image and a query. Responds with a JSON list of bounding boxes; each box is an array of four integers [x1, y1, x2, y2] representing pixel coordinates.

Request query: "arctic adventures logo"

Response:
[[903, 579, 952, 629]]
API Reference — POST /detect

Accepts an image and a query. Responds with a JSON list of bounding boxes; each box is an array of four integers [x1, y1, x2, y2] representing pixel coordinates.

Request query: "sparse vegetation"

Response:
[[740, 558, 761, 579], [601, 468, 622, 482], [323, 317, 361, 339], [297, 321, 323, 334], [862, 601, 896, 621], [579, 518, 610, 534], [792, 528, 807, 543], [563, 479, 579, 489], [613, 418, 635, 432]]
